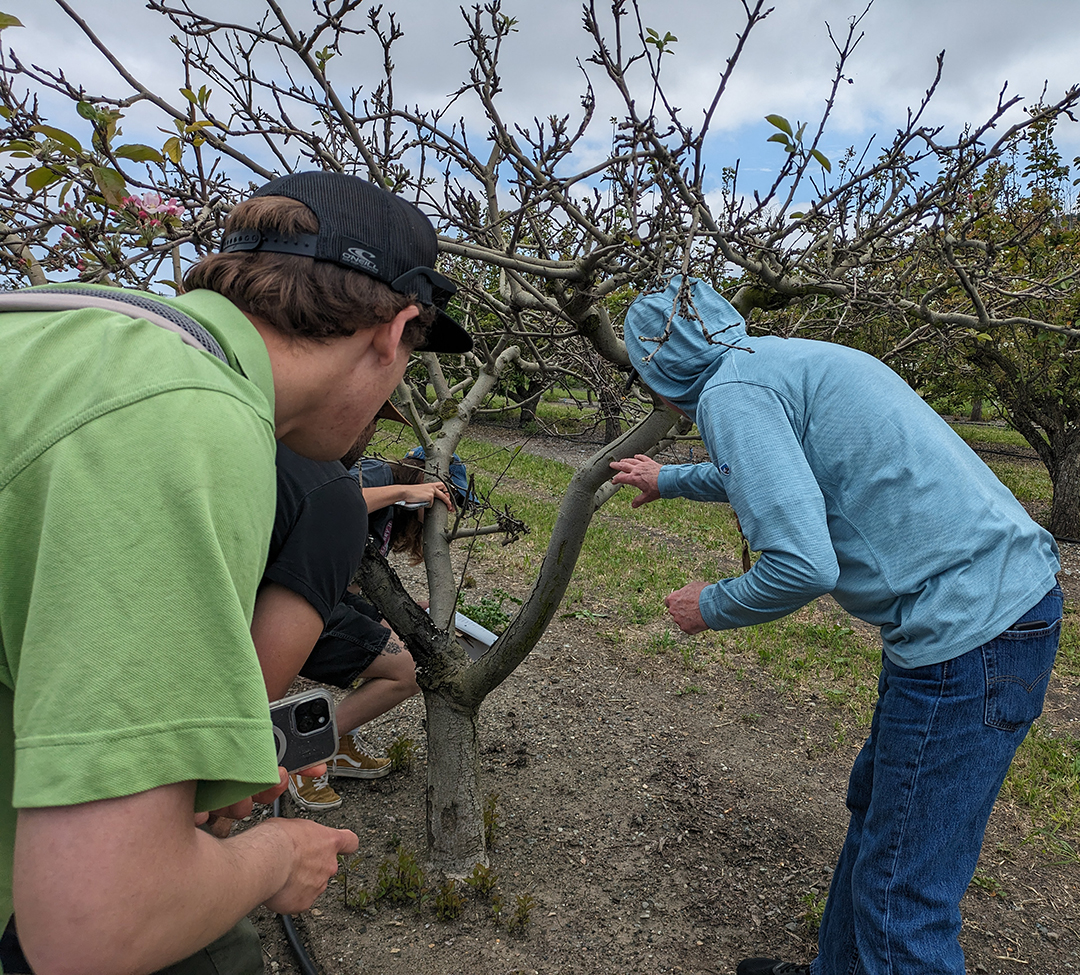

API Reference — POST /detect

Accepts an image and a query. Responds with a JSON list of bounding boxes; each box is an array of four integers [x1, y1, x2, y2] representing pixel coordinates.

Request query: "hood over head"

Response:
[[624, 277, 746, 422]]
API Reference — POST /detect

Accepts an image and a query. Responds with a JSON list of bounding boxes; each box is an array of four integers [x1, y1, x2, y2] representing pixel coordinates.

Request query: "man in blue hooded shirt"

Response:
[[610, 277, 1061, 975]]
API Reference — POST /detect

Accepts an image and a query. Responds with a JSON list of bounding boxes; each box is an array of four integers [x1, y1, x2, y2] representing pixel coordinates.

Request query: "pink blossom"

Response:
[[125, 192, 186, 218]]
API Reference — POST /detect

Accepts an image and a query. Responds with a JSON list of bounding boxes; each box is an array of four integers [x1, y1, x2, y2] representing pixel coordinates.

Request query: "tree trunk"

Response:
[[423, 691, 487, 875], [970, 396, 983, 422], [1048, 434, 1080, 539]]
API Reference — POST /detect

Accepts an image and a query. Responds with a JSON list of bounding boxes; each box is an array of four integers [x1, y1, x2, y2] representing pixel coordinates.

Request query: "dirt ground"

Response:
[[250, 425, 1080, 975]]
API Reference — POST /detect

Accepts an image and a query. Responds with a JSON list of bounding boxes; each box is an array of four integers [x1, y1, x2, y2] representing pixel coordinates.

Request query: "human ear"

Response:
[[371, 305, 418, 365]]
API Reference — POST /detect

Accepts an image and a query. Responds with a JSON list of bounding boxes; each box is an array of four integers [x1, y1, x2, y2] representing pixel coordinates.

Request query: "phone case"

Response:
[[269, 688, 339, 773]]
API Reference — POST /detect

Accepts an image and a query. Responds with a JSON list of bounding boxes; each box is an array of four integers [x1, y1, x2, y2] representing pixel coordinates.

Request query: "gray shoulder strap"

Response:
[[0, 286, 229, 363]]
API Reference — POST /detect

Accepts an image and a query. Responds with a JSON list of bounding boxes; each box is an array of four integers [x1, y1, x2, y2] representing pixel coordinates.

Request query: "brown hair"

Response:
[[385, 458, 428, 564], [184, 196, 435, 345]]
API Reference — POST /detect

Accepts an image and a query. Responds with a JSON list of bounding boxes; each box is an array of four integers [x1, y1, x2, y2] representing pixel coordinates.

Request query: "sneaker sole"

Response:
[[287, 787, 344, 811], [330, 764, 392, 780]]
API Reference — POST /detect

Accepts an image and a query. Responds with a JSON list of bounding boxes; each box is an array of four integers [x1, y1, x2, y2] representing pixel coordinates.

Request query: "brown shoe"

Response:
[[329, 730, 392, 779], [287, 770, 343, 810]]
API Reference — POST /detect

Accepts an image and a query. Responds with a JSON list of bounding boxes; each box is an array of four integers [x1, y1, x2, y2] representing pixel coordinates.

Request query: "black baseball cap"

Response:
[[221, 171, 472, 354]]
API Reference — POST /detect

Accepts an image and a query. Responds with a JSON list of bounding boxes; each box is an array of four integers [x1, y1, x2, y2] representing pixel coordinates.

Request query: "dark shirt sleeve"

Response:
[[265, 444, 368, 623]]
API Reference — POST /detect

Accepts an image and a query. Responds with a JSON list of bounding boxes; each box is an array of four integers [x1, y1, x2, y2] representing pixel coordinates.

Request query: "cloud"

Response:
[[9, 0, 1079, 191]]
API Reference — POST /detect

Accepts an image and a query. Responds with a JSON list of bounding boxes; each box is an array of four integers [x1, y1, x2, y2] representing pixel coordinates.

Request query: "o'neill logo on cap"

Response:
[[341, 246, 380, 274]]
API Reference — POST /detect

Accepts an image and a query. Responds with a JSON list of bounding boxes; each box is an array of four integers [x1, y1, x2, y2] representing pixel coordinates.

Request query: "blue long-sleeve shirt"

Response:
[[628, 279, 1059, 668]]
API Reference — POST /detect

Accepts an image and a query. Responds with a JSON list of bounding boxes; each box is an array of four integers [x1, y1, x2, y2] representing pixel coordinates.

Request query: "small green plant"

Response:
[[483, 792, 501, 847], [434, 879, 466, 921], [506, 892, 536, 934], [646, 630, 678, 656], [560, 607, 607, 623], [491, 892, 505, 927], [387, 735, 419, 773], [675, 683, 705, 696], [374, 847, 427, 908], [464, 861, 499, 899], [460, 588, 522, 634], [800, 890, 827, 934], [347, 886, 376, 910], [1022, 827, 1080, 866], [970, 870, 1007, 899]]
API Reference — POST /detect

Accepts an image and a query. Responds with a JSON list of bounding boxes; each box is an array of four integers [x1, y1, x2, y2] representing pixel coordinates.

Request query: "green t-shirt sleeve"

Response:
[[8, 388, 280, 812]]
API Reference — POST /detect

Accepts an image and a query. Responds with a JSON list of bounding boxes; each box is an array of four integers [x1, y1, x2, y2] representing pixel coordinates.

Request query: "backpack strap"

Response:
[[0, 285, 229, 363]]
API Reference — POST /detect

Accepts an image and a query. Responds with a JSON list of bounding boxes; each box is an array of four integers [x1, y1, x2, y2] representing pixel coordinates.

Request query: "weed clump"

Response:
[[434, 879, 465, 921], [506, 892, 537, 934], [464, 862, 499, 899], [387, 735, 419, 773], [374, 847, 427, 908]]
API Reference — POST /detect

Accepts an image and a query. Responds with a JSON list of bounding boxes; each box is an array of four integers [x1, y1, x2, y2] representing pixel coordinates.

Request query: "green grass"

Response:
[[1004, 724, 1080, 861], [983, 458, 1053, 503], [949, 422, 1030, 448]]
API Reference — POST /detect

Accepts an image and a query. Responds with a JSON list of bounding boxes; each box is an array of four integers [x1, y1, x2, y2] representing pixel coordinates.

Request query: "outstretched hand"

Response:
[[609, 454, 663, 509]]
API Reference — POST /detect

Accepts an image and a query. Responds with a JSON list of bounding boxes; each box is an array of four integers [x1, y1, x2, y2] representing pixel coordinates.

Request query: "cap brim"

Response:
[[377, 400, 410, 425], [417, 308, 473, 354]]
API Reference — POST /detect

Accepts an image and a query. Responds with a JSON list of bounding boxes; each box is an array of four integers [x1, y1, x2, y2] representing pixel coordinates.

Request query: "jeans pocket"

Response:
[[982, 621, 1060, 732]]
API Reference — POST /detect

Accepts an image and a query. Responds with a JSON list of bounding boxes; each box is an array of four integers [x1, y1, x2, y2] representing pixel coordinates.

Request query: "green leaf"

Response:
[[0, 12, 24, 30], [767, 133, 791, 146], [810, 148, 832, 173], [115, 143, 164, 164], [765, 114, 793, 137], [162, 136, 183, 165], [26, 167, 61, 191], [789, 211, 805, 220], [92, 165, 127, 207], [30, 124, 83, 156], [76, 100, 99, 121], [180, 88, 198, 104], [0, 139, 37, 154]]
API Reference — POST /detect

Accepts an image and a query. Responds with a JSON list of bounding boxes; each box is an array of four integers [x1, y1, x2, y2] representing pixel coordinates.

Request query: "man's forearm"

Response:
[[14, 782, 335, 975]]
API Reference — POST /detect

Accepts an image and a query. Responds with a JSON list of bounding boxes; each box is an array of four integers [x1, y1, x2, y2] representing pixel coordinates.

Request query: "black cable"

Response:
[[271, 797, 323, 975]]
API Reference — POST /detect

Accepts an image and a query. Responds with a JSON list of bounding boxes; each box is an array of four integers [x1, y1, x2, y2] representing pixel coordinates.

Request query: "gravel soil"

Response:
[[250, 424, 1080, 975]]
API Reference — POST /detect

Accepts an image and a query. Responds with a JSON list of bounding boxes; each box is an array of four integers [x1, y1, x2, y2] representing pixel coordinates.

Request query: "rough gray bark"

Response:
[[423, 694, 486, 874]]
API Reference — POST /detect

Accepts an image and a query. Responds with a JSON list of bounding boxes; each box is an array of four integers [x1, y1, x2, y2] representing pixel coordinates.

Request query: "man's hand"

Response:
[[665, 582, 709, 635], [260, 817, 359, 915], [610, 454, 663, 508], [15, 780, 359, 974]]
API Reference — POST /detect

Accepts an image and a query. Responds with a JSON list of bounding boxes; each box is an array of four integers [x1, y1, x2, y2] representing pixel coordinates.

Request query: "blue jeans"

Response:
[[812, 584, 1062, 975]]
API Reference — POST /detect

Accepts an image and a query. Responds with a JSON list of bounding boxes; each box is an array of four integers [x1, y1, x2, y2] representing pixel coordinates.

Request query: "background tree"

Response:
[[761, 114, 1080, 536], [2, 0, 1078, 870]]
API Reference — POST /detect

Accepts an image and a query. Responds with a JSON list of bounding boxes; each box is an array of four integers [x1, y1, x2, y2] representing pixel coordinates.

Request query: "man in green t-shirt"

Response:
[[0, 172, 472, 974]]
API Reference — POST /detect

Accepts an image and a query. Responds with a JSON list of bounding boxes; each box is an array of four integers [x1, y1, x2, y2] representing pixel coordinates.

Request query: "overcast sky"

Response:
[[7, 0, 1080, 197]]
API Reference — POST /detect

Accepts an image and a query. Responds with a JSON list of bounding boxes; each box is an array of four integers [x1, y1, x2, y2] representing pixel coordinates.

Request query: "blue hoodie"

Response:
[[625, 277, 1060, 668]]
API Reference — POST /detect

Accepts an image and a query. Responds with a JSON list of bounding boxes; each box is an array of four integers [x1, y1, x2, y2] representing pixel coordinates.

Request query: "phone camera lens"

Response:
[[294, 698, 331, 735]]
